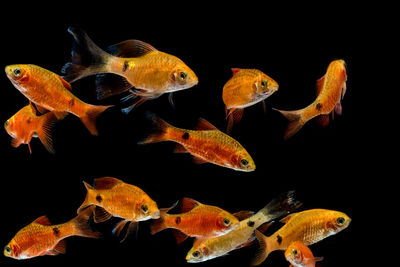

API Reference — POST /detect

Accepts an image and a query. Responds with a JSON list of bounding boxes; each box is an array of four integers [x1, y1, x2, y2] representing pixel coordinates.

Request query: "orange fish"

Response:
[[151, 198, 240, 243], [223, 68, 279, 132], [4, 102, 67, 154], [5, 64, 112, 136], [3, 207, 100, 260], [273, 59, 347, 139], [285, 241, 323, 267], [62, 27, 198, 113], [252, 209, 351, 266], [139, 112, 255, 172], [77, 177, 160, 241]]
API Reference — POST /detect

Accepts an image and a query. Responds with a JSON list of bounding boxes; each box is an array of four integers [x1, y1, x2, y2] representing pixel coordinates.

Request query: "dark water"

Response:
[[0, 2, 380, 266]]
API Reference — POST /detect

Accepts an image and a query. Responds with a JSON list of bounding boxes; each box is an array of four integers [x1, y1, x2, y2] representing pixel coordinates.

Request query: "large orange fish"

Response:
[[223, 68, 279, 132], [3, 207, 100, 260], [285, 241, 323, 267], [77, 177, 160, 241], [273, 59, 347, 139], [62, 27, 198, 113], [139, 113, 255, 172], [5, 64, 112, 136], [252, 209, 351, 266], [151, 198, 240, 243], [4, 102, 66, 154]]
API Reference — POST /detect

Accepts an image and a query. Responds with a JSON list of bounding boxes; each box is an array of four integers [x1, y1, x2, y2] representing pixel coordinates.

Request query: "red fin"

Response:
[[57, 75, 72, 91], [231, 68, 241, 76], [28, 142, 32, 154], [226, 108, 243, 133], [93, 177, 122, 190], [233, 211, 254, 221], [341, 81, 347, 100], [174, 144, 188, 153], [192, 156, 208, 164], [11, 138, 21, 148], [179, 198, 201, 213], [315, 114, 330, 127], [195, 118, 218, 131], [335, 103, 342, 115], [172, 229, 188, 244], [34, 216, 51, 226], [52, 240, 66, 255], [93, 206, 113, 223], [316, 75, 325, 96]]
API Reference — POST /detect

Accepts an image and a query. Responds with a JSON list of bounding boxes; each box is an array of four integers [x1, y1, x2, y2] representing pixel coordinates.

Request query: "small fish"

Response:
[[151, 198, 240, 244], [62, 27, 198, 113], [4, 102, 66, 154], [285, 241, 323, 267], [77, 177, 160, 241], [223, 68, 279, 132], [139, 112, 255, 172], [273, 59, 347, 139], [3, 207, 100, 260], [5, 64, 112, 136], [252, 209, 351, 266], [186, 191, 301, 263]]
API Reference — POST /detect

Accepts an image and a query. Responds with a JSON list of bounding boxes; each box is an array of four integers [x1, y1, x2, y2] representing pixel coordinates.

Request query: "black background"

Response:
[[0, 2, 385, 267]]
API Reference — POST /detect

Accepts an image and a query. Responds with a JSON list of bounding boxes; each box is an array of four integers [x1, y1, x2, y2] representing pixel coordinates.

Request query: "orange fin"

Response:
[[138, 112, 171, 144], [192, 156, 208, 164], [231, 68, 241, 76], [195, 118, 218, 131], [37, 112, 57, 154], [174, 144, 188, 153], [315, 114, 330, 127], [279, 213, 296, 224], [233, 211, 254, 221], [107, 39, 157, 58], [73, 206, 101, 239], [335, 103, 342, 115], [179, 198, 201, 213], [93, 206, 113, 223], [34, 216, 51, 226], [236, 222, 272, 249], [52, 240, 66, 255], [93, 177, 122, 190], [226, 108, 244, 133], [113, 220, 129, 237], [316, 75, 325, 96], [53, 111, 68, 120], [252, 230, 269, 266], [57, 75, 72, 91], [120, 222, 139, 243], [28, 142, 32, 154], [172, 229, 189, 244], [80, 104, 113, 136], [11, 138, 21, 148]]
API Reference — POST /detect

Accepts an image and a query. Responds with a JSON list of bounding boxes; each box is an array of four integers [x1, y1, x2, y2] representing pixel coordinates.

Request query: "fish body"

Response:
[[186, 191, 301, 263], [223, 68, 278, 132], [62, 27, 198, 112], [285, 241, 323, 267], [3, 208, 99, 260], [5, 64, 112, 136], [274, 60, 347, 139], [139, 113, 255, 172], [77, 177, 159, 240], [252, 209, 351, 266], [151, 198, 239, 243]]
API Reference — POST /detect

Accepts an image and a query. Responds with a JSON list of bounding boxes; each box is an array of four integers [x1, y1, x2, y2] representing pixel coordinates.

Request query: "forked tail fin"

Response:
[[138, 112, 173, 144], [273, 108, 305, 139], [80, 104, 112, 136], [71, 206, 101, 239]]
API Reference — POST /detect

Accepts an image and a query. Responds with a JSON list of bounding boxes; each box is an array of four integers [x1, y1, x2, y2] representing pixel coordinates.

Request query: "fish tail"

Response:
[[138, 112, 173, 144], [36, 112, 58, 154], [258, 190, 302, 223], [71, 206, 101, 239], [80, 104, 113, 136], [252, 230, 271, 266], [272, 108, 305, 139], [77, 181, 94, 214], [62, 27, 110, 83], [150, 201, 178, 235]]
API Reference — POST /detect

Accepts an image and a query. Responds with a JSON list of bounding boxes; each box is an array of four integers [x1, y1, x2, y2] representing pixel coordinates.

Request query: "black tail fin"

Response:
[[258, 190, 302, 221], [137, 112, 172, 144], [62, 27, 110, 83]]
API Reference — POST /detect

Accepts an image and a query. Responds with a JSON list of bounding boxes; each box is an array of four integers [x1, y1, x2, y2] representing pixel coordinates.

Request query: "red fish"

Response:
[[285, 241, 323, 267]]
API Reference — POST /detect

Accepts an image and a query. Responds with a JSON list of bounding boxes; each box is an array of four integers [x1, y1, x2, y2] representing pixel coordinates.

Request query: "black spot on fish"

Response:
[[96, 194, 102, 203], [26, 118, 31, 124], [123, 61, 129, 72], [277, 235, 282, 245], [69, 98, 75, 106], [247, 220, 255, 227], [182, 132, 190, 140], [53, 227, 60, 236], [316, 103, 323, 111], [175, 216, 181, 225]]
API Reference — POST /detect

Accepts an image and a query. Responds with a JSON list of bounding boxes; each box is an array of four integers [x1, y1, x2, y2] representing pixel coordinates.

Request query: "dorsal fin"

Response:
[[107, 39, 157, 58], [231, 68, 241, 76], [195, 118, 218, 131], [93, 177, 123, 190], [179, 198, 201, 213], [316, 75, 325, 96], [279, 213, 297, 224], [34, 216, 51, 226], [57, 75, 72, 91], [233, 210, 254, 221]]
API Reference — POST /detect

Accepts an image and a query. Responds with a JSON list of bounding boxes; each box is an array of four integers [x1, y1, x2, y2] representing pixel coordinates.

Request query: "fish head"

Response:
[[5, 64, 30, 86], [186, 245, 213, 263], [169, 63, 198, 92], [325, 210, 351, 235], [216, 211, 240, 234], [4, 116, 17, 138], [253, 74, 279, 100], [136, 197, 160, 221], [285, 241, 307, 266], [4, 240, 20, 259], [231, 151, 256, 172]]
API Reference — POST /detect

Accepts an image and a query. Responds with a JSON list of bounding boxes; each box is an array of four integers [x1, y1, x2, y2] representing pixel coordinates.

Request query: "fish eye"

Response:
[[292, 248, 298, 257], [337, 217, 345, 225], [4, 245, 11, 255], [240, 159, 249, 167], [141, 204, 148, 213], [179, 71, 187, 81], [261, 80, 268, 88], [13, 67, 21, 77], [223, 218, 230, 226], [192, 251, 200, 258]]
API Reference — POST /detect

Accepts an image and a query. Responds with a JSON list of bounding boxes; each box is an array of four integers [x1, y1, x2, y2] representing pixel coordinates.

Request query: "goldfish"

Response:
[[223, 68, 279, 132], [62, 27, 198, 113], [77, 177, 160, 241], [3, 207, 99, 260], [285, 241, 323, 267], [273, 59, 347, 139], [5, 64, 112, 136], [151, 198, 240, 243], [186, 191, 301, 263], [252, 209, 351, 266], [4, 102, 66, 154], [139, 112, 255, 172]]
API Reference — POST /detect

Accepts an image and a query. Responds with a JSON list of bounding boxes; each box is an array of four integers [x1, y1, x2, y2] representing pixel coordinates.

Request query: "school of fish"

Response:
[[3, 27, 351, 265]]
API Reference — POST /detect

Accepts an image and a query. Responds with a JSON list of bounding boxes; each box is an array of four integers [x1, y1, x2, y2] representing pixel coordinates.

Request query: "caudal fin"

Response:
[[62, 27, 110, 83], [258, 191, 302, 222], [138, 112, 173, 144], [273, 108, 305, 139], [72, 206, 101, 239], [150, 201, 178, 235], [80, 104, 112, 136], [77, 181, 93, 214]]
